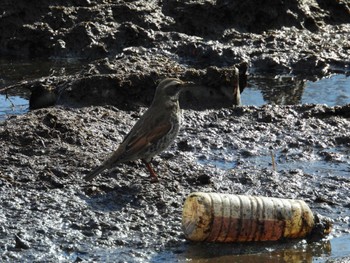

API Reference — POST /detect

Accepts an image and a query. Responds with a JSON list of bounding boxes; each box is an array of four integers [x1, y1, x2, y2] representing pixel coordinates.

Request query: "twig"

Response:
[[5, 94, 15, 108], [0, 81, 29, 93], [270, 150, 276, 172]]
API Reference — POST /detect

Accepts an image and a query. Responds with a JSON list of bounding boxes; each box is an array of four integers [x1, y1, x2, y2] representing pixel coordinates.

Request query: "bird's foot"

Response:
[[150, 175, 159, 183], [143, 160, 160, 183]]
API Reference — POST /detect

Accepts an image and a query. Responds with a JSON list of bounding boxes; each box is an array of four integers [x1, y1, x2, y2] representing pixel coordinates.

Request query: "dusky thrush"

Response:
[[84, 78, 193, 183]]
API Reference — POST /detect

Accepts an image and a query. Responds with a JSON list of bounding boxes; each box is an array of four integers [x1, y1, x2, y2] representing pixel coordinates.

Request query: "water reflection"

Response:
[[0, 94, 29, 121], [178, 240, 331, 263], [251, 75, 305, 105], [302, 74, 350, 106], [0, 58, 83, 87], [0, 58, 349, 120], [242, 74, 350, 106], [0, 59, 84, 121]]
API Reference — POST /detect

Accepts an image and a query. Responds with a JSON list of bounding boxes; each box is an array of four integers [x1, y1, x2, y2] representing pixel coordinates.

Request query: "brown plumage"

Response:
[[84, 78, 194, 182]]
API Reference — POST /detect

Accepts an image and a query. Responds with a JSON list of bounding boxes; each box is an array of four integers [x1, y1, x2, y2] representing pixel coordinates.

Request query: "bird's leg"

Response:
[[142, 159, 159, 183]]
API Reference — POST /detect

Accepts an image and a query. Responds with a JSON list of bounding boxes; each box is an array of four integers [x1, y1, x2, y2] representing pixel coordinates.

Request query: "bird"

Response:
[[84, 78, 194, 183]]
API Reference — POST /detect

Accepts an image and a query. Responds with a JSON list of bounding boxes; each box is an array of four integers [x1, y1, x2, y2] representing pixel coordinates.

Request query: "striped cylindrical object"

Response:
[[182, 192, 315, 242]]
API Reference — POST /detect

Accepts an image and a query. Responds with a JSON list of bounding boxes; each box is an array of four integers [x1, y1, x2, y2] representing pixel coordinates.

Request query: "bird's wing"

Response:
[[123, 120, 172, 158], [84, 122, 170, 181]]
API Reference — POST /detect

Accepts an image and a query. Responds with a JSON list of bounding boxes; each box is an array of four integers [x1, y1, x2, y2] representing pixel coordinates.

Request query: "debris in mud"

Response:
[[182, 192, 329, 242], [308, 213, 334, 243]]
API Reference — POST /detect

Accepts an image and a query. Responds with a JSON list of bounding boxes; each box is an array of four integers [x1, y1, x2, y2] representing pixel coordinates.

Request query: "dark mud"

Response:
[[26, 58, 247, 111], [1, 105, 350, 261], [1, 0, 349, 73], [1, 0, 350, 262]]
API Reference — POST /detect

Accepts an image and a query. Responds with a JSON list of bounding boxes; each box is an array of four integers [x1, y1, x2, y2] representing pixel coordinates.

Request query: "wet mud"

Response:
[[1, 105, 350, 261], [1, 0, 349, 74], [1, 0, 350, 262]]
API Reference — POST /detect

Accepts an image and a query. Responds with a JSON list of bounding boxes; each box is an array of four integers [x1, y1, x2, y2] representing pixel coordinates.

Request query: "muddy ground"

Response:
[[1, 105, 350, 262], [1, 0, 350, 262], [1, 0, 349, 76]]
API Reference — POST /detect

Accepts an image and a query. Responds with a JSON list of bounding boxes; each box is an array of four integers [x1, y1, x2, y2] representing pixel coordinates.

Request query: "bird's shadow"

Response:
[[79, 176, 149, 212], [79, 160, 181, 212]]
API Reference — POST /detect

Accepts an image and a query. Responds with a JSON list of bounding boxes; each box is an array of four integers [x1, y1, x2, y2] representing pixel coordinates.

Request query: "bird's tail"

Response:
[[84, 164, 108, 181], [84, 148, 123, 181]]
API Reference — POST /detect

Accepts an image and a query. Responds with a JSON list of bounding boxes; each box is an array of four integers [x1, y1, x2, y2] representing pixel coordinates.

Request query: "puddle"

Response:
[[0, 92, 29, 121], [149, 234, 350, 263], [0, 59, 84, 121], [197, 235, 349, 263], [196, 145, 350, 178], [197, 148, 237, 170], [0, 59, 349, 121], [248, 147, 349, 178], [302, 75, 350, 106], [242, 74, 350, 106], [60, 235, 349, 262]]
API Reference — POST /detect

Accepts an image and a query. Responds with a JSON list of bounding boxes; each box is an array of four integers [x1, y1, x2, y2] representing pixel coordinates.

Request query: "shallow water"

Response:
[[0, 59, 83, 121], [1, 59, 349, 121], [242, 74, 350, 106], [0, 94, 29, 120], [200, 146, 350, 178], [179, 236, 350, 263]]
